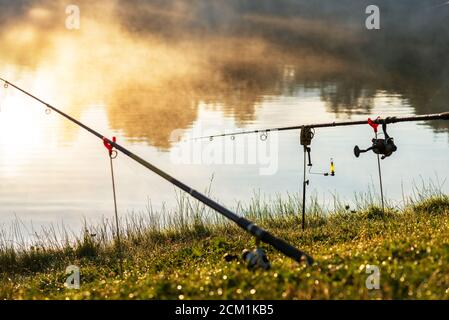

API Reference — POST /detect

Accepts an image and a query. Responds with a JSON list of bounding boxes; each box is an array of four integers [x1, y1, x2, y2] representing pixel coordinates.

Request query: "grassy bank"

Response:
[[1, 192, 449, 300]]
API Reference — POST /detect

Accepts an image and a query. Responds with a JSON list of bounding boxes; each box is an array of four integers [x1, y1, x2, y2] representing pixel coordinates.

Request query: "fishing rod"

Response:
[[192, 111, 449, 229], [0, 77, 313, 266], [193, 113, 449, 141]]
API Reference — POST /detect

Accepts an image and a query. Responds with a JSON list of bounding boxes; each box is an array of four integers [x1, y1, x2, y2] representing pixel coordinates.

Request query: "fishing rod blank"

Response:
[[192, 113, 449, 141], [0, 78, 313, 266]]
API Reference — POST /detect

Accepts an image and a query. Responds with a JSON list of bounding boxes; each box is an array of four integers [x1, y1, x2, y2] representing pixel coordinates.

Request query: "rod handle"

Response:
[[243, 219, 314, 265]]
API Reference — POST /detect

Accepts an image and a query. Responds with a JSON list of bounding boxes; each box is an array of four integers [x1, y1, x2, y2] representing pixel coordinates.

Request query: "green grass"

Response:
[[1, 191, 449, 300]]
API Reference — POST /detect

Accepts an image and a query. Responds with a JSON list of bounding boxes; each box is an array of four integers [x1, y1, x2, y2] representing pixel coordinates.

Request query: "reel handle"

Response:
[[354, 146, 361, 158], [354, 145, 372, 158]]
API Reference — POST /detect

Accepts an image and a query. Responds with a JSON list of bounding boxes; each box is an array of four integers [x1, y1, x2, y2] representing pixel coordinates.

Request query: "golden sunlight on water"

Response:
[[0, 1, 448, 235]]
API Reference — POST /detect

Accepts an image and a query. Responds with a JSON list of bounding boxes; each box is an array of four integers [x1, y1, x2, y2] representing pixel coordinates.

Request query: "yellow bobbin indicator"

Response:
[[330, 159, 335, 176]]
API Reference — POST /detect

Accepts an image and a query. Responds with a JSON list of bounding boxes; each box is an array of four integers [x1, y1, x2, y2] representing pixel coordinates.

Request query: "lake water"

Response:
[[1, 1, 448, 236]]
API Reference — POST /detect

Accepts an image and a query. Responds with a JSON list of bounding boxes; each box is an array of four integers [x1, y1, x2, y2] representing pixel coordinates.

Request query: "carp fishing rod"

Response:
[[193, 113, 449, 141], [192, 111, 449, 230], [0, 77, 313, 267]]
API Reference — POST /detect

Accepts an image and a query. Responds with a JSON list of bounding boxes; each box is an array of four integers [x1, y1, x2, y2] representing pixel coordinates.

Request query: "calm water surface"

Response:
[[1, 1, 448, 235]]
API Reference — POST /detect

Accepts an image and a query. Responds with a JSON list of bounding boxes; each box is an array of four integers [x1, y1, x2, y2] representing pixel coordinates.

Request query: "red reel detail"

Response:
[[367, 117, 380, 133]]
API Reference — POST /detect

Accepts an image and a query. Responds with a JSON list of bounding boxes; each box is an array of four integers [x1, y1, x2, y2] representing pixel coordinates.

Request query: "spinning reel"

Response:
[[242, 246, 271, 271], [223, 240, 271, 270], [354, 119, 397, 160], [222, 239, 271, 271]]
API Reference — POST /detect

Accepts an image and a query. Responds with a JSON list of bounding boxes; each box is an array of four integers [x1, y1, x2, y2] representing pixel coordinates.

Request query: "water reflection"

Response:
[[0, 0, 448, 231], [1, 1, 448, 148]]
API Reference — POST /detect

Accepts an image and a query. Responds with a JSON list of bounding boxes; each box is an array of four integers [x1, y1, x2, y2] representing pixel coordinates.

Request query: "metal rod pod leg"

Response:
[[302, 147, 307, 231], [109, 155, 123, 274], [375, 132, 385, 216]]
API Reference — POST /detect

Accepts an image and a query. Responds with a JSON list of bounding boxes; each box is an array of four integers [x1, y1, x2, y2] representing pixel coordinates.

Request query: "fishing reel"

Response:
[[242, 247, 271, 271], [354, 121, 397, 159], [222, 239, 271, 271]]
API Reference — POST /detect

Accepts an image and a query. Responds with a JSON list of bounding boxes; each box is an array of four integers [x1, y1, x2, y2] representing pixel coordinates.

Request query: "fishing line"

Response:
[[308, 159, 335, 176], [0, 77, 313, 266]]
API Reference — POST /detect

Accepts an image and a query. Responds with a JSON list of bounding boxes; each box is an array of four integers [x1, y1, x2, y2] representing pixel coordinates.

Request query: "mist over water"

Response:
[[0, 0, 448, 235]]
